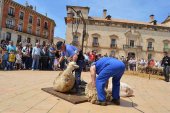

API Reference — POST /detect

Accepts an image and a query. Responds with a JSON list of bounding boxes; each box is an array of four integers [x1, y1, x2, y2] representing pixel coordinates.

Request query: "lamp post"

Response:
[[67, 7, 87, 53]]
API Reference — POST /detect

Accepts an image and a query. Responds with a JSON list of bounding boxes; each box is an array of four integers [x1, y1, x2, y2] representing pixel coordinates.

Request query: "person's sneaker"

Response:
[[111, 99, 120, 105], [94, 100, 107, 106]]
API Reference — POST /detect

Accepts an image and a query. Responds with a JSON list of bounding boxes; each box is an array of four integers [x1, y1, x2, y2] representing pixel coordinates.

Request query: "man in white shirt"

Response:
[[32, 43, 41, 70]]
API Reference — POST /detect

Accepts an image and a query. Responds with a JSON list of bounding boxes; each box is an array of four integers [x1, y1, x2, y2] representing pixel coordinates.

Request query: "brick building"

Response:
[[0, 0, 56, 46], [65, 6, 170, 61]]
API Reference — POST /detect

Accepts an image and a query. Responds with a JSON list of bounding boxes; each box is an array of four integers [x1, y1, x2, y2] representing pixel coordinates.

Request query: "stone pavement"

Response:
[[0, 71, 170, 113]]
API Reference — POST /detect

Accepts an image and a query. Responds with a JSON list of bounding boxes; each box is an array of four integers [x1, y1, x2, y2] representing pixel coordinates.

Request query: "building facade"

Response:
[[53, 37, 65, 45], [0, 0, 56, 46], [65, 6, 170, 61]]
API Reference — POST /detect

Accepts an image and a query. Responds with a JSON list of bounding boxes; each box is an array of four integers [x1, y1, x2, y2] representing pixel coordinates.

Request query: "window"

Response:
[[6, 19, 14, 29], [29, 15, 33, 24], [8, 7, 14, 16], [43, 31, 48, 37], [6, 32, 11, 41], [36, 29, 40, 36], [148, 54, 152, 60], [129, 40, 134, 47], [111, 39, 116, 46], [44, 22, 48, 29], [17, 35, 22, 43], [164, 43, 168, 49], [37, 18, 41, 26], [27, 38, 31, 43], [93, 37, 98, 43], [18, 23, 23, 32], [27, 26, 32, 34], [73, 35, 78, 42], [19, 12, 24, 20], [148, 42, 153, 48]]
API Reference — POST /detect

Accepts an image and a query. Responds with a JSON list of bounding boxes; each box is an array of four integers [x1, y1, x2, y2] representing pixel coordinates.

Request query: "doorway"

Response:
[[128, 52, 135, 59]]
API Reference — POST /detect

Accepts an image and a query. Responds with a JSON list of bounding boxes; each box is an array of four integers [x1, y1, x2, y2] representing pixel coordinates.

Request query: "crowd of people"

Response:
[[0, 41, 65, 71]]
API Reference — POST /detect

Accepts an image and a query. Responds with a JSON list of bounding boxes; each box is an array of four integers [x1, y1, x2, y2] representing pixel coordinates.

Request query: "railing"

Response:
[[44, 26, 48, 30], [147, 47, 154, 51], [72, 41, 79, 46], [92, 42, 99, 47], [110, 44, 117, 48], [8, 13, 15, 17], [123, 45, 142, 49], [6, 24, 15, 29]]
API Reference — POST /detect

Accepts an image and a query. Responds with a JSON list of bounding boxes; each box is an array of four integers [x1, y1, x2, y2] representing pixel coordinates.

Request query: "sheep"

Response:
[[53, 62, 79, 93], [85, 82, 134, 104]]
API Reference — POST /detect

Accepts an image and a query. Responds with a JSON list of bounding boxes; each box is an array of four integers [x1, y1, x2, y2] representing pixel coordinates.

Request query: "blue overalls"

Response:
[[94, 57, 125, 102]]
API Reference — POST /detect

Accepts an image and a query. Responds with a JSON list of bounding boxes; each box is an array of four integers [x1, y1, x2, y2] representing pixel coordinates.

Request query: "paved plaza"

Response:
[[0, 71, 170, 113]]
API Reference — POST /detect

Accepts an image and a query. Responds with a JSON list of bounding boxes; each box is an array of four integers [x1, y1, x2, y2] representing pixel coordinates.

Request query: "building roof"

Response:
[[91, 17, 170, 28], [162, 16, 170, 24], [6, 0, 56, 26]]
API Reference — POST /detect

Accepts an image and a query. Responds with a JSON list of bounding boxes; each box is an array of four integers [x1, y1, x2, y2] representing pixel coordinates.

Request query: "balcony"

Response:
[[44, 26, 48, 30], [72, 41, 79, 46], [123, 45, 142, 50], [163, 48, 170, 52], [147, 47, 154, 51], [8, 13, 15, 17], [6, 24, 15, 29], [92, 42, 99, 47], [110, 44, 117, 49]]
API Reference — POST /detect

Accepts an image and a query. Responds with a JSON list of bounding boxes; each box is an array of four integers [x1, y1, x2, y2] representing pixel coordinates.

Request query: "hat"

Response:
[[56, 41, 64, 50]]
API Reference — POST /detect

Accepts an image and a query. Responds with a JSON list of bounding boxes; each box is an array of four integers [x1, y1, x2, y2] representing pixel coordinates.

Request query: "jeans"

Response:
[[75, 60, 84, 88], [32, 55, 40, 70], [2, 60, 8, 70], [9, 62, 14, 70], [163, 66, 170, 81], [49, 57, 55, 70]]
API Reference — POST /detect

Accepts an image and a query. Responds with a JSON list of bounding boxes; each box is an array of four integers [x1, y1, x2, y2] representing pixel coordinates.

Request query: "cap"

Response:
[[56, 41, 64, 50]]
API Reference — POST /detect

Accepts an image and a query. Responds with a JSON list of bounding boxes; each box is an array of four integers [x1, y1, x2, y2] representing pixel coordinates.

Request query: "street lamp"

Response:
[[67, 7, 88, 53]]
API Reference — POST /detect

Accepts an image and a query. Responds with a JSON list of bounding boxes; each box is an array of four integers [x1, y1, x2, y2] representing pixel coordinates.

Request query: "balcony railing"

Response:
[[44, 26, 48, 30], [92, 42, 99, 47], [6, 24, 15, 29], [72, 41, 79, 46], [163, 48, 170, 52], [8, 13, 15, 17], [110, 44, 117, 49], [147, 47, 154, 51], [123, 45, 142, 49]]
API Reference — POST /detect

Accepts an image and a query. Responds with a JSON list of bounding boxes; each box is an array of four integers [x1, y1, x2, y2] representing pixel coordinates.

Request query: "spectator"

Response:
[[161, 52, 170, 82], [48, 43, 56, 70], [6, 41, 16, 53], [2, 49, 8, 70], [32, 43, 41, 70], [8, 50, 16, 70], [15, 50, 22, 70], [40, 46, 49, 70]]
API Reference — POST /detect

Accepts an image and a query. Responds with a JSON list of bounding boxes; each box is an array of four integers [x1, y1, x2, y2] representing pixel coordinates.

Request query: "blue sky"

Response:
[[15, 0, 170, 39]]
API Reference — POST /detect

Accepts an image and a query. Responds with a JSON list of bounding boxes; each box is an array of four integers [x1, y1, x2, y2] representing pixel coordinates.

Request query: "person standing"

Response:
[[32, 43, 41, 70], [48, 43, 56, 70], [161, 52, 170, 82], [90, 57, 125, 105]]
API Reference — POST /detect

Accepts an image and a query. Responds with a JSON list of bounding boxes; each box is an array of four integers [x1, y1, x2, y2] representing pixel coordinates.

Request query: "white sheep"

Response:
[[85, 82, 134, 104], [53, 62, 79, 93]]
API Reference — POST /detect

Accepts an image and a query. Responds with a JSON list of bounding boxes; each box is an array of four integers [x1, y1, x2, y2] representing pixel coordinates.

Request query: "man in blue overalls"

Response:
[[56, 41, 84, 92], [90, 57, 125, 105]]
